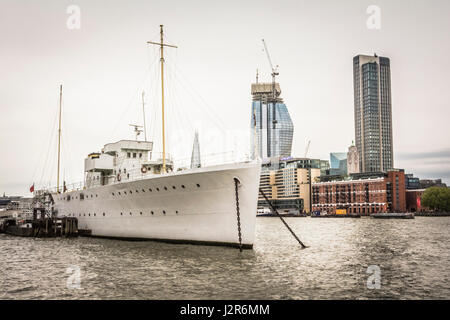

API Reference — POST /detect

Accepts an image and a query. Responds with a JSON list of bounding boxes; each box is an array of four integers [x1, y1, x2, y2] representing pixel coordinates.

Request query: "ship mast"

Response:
[[142, 91, 147, 141], [57, 85, 62, 193], [147, 25, 177, 173]]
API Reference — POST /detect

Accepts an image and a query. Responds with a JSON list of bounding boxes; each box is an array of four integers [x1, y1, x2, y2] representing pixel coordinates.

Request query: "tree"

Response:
[[421, 187, 450, 212]]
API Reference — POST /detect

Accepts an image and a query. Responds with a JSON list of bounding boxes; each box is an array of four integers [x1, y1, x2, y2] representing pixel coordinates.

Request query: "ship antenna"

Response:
[[147, 25, 178, 173], [129, 124, 143, 140], [57, 85, 62, 194]]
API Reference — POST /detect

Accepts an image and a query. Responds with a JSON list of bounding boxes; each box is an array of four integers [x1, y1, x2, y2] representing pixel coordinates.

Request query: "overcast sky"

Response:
[[1, 0, 449, 196]]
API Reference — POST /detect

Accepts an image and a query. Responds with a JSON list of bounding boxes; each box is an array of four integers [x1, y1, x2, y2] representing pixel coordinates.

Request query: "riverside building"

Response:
[[258, 157, 324, 214], [312, 169, 406, 215]]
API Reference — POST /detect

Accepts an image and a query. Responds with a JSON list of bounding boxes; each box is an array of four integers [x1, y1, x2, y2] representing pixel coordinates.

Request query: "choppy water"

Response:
[[1, 217, 449, 300]]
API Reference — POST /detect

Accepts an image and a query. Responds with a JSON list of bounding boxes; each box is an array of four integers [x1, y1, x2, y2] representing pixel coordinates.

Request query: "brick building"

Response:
[[312, 169, 406, 215]]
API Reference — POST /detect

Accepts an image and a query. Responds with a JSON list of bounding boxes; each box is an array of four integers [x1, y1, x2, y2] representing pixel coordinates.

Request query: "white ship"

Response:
[[49, 26, 261, 249]]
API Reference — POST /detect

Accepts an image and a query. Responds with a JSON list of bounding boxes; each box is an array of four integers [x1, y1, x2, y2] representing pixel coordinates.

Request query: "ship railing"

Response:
[[44, 151, 253, 193]]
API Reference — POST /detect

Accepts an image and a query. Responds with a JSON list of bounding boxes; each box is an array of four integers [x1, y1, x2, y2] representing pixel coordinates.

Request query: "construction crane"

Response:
[[304, 140, 311, 158], [262, 39, 279, 85], [262, 39, 279, 130]]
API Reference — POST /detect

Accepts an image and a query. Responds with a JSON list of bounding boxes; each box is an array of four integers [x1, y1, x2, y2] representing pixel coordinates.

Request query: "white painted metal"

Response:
[[53, 161, 261, 247]]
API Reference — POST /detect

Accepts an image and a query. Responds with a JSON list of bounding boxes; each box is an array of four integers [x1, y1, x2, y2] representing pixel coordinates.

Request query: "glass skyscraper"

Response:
[[353, 54, 393, 173], [251, 82, 293, 160]]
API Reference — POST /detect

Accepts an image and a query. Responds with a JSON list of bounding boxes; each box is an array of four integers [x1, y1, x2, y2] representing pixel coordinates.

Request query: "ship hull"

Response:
[[53, 161, 261, 248]]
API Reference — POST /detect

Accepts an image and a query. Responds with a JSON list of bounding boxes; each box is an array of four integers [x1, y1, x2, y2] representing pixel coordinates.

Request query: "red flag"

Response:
[[29, 184, 34, 193], [417, 196, 421, 210]]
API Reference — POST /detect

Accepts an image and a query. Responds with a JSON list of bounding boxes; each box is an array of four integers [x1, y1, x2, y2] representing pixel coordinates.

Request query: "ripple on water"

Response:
[[0, 217, 449, 299]]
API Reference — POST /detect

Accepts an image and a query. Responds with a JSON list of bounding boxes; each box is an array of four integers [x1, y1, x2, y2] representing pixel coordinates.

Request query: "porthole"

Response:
[[88, 213, 90, 216], [136, 190, 139, 193], [112, 193, 115, 196], [181, 185, 185, 189], [176, 210, 179, 214], [164, 186, 167, 190], [103, 213, 105, 216], [172, 186, 176, 190], [84, 214, 86, 217], [124, 191, 127, 195], [120, 212, 123, 216], [140, 212, 142, 215], [96, 194, 98, 197], [94, 213, 96, 217], [156, 188, 160, 191], [130, 191, 133, 194], [196, 184, 200, 188], [151, 211, 154, 215], [142, 189, 145, 192], [129, 212, 132, 215], [163, 210, 166, 215], [149, 188, 152, 192]]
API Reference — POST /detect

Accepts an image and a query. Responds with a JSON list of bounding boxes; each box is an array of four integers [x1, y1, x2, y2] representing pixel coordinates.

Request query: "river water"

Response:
[[1, 217, 449, 299]]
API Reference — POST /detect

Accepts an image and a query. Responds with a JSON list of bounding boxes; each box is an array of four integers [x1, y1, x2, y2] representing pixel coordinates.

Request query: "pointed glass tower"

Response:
[[190, 130, 201, 169]]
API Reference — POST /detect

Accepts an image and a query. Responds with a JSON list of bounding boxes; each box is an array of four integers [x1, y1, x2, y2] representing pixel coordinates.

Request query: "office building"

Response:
[[258, 157, 323, 214], [251, 82, 293, 160], [353, 54, 394, 172], [330, 152, 347, 176]]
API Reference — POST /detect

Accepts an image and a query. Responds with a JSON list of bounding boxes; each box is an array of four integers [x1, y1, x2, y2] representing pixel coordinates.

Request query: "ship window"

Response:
[[88, 213, 90, 216], [130, 191, 132, 194], [94, 213, 96, 216], [118, 192, 121, 195], [151, 211, 154, 215], [142, 189, 145, 192], [127, 152, 130, 158], [124, 168, 126, 173], [176, 210, 179, 214], [127, 173, 130, 179], [136, 190, 139, 193], [124, 191, 127, 195], [139, 153, 142, 158], [164, 186, 167, 190], [133, 153, 136, 158], [120, 212, 123, 216], [129, 212, 132, 215], [140, 212, 142, 215], [103, 213, 105, 216], [181, 185, 185, 189], [156, 188, 160, 191], [196, 184, 200, 188], [112, 193, 114, 196], [163, 210, 166, 215], [172, 186, 176, 189]]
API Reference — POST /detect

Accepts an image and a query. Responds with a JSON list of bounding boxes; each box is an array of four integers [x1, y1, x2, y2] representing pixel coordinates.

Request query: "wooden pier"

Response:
[[0, 207, 78, 238]]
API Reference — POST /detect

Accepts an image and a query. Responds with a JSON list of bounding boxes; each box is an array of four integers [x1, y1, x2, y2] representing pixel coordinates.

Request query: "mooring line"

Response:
[[234, 178, 243, 252], [259, 188, 307, 249]]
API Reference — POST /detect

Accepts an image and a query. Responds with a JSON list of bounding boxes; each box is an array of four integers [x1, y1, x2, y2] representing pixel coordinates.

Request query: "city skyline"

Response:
[[1, 0, 449, 196]]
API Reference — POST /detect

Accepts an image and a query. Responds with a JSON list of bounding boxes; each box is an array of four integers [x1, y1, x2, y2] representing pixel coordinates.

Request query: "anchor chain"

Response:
[[234, 178, 243, 252]]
